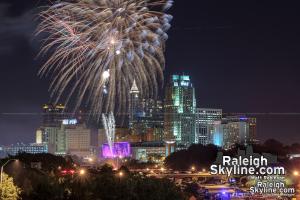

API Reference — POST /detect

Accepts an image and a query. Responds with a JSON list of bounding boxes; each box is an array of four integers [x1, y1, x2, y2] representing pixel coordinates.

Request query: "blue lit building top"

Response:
[[172, 75, 192, 87]]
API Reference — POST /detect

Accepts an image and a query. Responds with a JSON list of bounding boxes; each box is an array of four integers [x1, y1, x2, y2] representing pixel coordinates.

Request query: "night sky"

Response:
[[1, 0, 300, 145]]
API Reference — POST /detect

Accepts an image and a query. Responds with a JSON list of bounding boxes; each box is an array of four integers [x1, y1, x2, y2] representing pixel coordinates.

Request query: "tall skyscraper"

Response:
[[135, 98, 164, 142], [164, 75, 196, 147], [129, 80, 142, 128], [141, 99, 163, 117], [195, 108, 222, 145]]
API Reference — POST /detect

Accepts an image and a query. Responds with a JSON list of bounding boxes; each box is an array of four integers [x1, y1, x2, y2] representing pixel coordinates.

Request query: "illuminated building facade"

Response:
[[65, 124, 92, 158], [195, 108, 222, 145], [131, 142, 165, 163], [102, 142, 131, 158], [165, 140, 176, 157], [132, 98, 164, 142], [129, 80, 142, 128], [141, 99, 164, 141], [141, 99, 163, 118], [212, 116, 257, 149], [1, 143, 48, 156], [35, 128, 47, 144], [164, 75, 197, 147]]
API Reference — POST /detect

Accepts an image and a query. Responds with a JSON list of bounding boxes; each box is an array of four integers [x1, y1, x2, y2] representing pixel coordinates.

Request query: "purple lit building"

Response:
[[102, 142, 131, 158]]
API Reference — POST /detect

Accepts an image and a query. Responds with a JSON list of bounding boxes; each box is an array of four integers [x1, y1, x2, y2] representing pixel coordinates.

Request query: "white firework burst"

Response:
[[37, 0, 173, 119]]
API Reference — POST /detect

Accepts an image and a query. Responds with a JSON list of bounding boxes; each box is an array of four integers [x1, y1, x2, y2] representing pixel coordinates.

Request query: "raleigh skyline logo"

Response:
[[209, 146, 295, 197], [210, 146, 281, 177]]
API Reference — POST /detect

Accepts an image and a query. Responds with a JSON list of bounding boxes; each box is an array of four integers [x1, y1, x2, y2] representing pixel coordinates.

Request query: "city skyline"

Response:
[[1, 0, 300, 145]]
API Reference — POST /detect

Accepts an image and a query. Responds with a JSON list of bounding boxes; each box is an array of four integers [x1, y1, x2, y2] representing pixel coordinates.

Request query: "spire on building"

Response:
[[130, 79, 139, 93]]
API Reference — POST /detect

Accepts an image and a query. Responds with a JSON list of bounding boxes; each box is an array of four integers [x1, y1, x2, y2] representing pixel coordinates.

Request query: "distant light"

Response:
[[240, 117, 248, 120], [293, 170, 299, 176], [116, 50, 121, 55], [62, 119, 77, 125], [119, 171, 123, 177]]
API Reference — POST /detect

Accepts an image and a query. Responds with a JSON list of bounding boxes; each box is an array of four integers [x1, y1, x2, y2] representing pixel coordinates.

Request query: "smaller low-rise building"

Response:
[[131, 142, 166, 163], [1, 143, 48, 156]]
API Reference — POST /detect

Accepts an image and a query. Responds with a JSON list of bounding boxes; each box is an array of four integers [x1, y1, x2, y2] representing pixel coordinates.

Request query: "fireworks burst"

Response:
[[37, 0, 173, 118]]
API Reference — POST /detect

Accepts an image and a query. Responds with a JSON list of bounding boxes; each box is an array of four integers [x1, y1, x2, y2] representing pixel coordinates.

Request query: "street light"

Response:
[[191, 166, 196, 172], [79, 169, 86, 176], [1, 159, 18, 185], [293, 170, 299, 176]]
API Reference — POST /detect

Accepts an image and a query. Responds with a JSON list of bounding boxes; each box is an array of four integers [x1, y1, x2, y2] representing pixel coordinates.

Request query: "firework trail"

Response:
[[102, 112, 115, 155], [37, 0, 173, 119]]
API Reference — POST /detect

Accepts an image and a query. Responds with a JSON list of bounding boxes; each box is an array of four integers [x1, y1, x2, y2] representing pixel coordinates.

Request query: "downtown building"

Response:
[[128, 80, 164, 142], [1, 143, 48, 156], [195, 108, 222, 145], [122, 80, 170, 161], [36, 104, 95, 159], [212, 116, 257, 149], [164, 75, 197, 148], [65, 123, 92, 158], [37, 103, 68, 154], [131, 141, 166, 163], [37, 119, 92, 156], [42, 103, 66, 127]]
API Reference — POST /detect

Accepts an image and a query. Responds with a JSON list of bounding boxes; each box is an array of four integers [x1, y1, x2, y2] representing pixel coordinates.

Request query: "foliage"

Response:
[[165, 144, 220, 171], [88, 169, 185, 200], [125, 159, 156, 169], [7, 153, 74, 172], [0, 157, 186, 200], [0, 173, 21, 200]]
